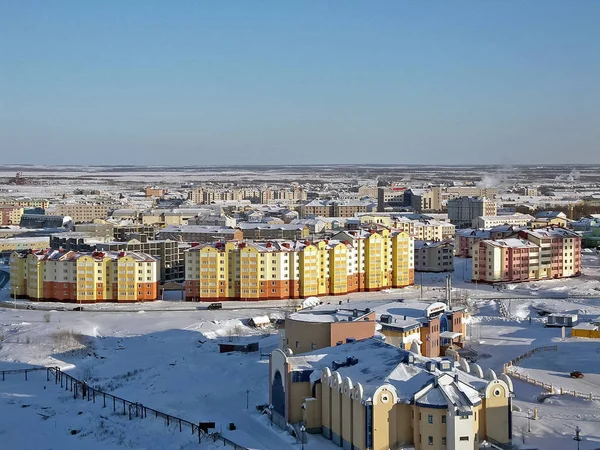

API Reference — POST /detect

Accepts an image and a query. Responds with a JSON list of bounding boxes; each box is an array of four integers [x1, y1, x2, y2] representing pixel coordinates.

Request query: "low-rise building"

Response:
[[0, 236, 50, 255], [283, 308, 376, 354], [10, 249, 159, 303], [20, 214, 73, 229], [414, 241, 454, 272], [269, 338, 513, 450]]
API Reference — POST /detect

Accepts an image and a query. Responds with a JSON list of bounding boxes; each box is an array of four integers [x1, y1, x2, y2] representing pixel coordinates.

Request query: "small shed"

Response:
[[248, 316, 271, 328], [546, 313, 578, 328]]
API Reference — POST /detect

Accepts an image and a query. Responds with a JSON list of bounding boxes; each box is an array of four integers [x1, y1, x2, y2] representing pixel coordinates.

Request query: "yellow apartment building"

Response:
[[10, 249, 158, 303], [185, 230, 414, 301]]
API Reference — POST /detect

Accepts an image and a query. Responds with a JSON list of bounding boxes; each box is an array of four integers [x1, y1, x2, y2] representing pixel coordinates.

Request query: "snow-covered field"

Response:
[[1, 252, 600, 449]]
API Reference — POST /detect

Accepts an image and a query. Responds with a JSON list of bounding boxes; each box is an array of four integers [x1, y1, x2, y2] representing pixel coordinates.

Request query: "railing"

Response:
[[1, 366, 249, 450]]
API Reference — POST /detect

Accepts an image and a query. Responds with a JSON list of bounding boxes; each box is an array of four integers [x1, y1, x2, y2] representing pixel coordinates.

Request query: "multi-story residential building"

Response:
[[519, 227, 581, 279], [414, 241, 454, 272], [141, 208, 212, 226], [377, 186, 407, 211], [145, 187, 167, 197], [392, 218, 456, 241], [300, 200, 376, 218], [185, 229, 414, 301], [0, 205, 24, 225], [51, 233, 187, 282], [472, 227, 581, 283], [188, 187, 307, 205], [447, 197, 497, 228], [10, 249, 158, 303], [156, 225, 243, 243], [269, 338, 512, 450], [188, 214, 236, 227], [357, 185, 379, 199], [455, 225, 524, 257], [51, 204, 111, 224], [237, 223, 309, 240], [112, 224, 156, 242], [0, 198, 49, 210], [406, 188, 441, 213], [471, 213, 534, 229]]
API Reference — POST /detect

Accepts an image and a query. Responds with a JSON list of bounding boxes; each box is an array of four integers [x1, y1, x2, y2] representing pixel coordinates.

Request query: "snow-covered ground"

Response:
[[1, 252, 600, 449]]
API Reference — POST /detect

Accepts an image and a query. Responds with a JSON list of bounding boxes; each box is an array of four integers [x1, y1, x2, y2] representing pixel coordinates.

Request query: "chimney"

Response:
[[119, 251, 125, 257]]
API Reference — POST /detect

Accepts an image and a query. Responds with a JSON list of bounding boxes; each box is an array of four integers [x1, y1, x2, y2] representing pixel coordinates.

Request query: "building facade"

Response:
[[52, 204, 111, 223], [472, 227, 581, 283], [447, 197, 497, 229], [156, 225, 243, 243], [471, 214, 534, 229], [185, 230, 414, 301], [414, 241, 455, 272], [0, 206, 24, 225], [10, 249, 159, 303]]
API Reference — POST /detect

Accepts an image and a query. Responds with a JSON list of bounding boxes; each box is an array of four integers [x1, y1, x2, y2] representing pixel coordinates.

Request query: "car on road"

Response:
[[207, 302, 223, 310], [72, 306, 85, 311], [570, 371, 584, 378]]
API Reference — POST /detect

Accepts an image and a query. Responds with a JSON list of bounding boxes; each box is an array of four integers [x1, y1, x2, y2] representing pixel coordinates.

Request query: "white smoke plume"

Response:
[[476, 172, 509, 189], [555, 169, 581, 182]]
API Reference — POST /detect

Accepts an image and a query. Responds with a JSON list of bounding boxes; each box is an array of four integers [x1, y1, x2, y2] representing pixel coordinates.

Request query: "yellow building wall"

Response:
[[26, 254, 44, 300], [571, 328, 600, 339], [483, 381, 510, 443], [9, 253, 26, 297], [118, 255, 138, 301], [328, 243, 348, 294], [299, 245, 319, 297]]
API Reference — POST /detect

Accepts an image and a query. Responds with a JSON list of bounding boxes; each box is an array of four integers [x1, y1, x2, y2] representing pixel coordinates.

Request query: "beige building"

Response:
[[414, 240, 455, 272], [0, 198, 49, 209], [269, 338, 512, 450], [283, 308, 376, 354], [0, 236, 50, 254], [52, 204, 111, 223], [472, 213, 534, 229], [0, 205, 24, 225]]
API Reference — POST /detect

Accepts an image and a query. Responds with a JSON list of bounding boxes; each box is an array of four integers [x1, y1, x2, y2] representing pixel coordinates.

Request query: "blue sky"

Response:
[[1, 1, 598, 165]]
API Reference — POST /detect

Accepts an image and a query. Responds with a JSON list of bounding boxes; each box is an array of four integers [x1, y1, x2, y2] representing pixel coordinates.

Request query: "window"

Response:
[[460, 436, 469, 441], [441, 415, 446, 424], [460, 415, 468, 420], [442, 437, 446, 445], [428, 436, 433, 445], [295, 341, 299, 348], [428, 414, 433, 424]]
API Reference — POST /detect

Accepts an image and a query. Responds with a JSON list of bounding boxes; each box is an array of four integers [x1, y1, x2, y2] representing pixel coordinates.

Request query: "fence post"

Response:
[[92, 389, 95, 403], [179, 419, 182, 432], [103, 393, 106, 408], [2, 371, 4, 382], [123, 400, 126, 415], [113, 396, 116, 412], [46, 368, 50, 382], [167, 416, 170, 426], [25, 370, 28, 381], [73, 382, 77, 399]]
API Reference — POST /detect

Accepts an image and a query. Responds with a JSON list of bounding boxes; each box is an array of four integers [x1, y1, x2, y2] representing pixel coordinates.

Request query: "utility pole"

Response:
[[574, 426, 582, 450]]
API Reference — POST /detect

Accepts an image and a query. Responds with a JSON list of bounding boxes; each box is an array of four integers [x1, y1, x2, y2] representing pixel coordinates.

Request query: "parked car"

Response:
[[72, 306, 85, 311], [570, 371, 584, 378], [207, 302, 223, 310]]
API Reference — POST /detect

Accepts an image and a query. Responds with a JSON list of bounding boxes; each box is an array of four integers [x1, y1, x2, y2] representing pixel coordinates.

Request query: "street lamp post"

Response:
[[574, 426, 582, 450], [13, 286, 18, 309], [268, 404, 274, 427]]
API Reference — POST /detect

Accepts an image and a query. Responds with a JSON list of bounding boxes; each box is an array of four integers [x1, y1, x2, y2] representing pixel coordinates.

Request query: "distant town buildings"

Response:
[[471, 213, 534, 229]]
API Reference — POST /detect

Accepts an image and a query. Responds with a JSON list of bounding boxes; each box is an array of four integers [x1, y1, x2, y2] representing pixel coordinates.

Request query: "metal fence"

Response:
[[1, 366, 249, 450]]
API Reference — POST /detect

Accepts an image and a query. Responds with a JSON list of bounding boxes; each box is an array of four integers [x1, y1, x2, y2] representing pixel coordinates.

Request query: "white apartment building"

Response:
[[472, 213, 534, 229], [447, 197, 497, 229]]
